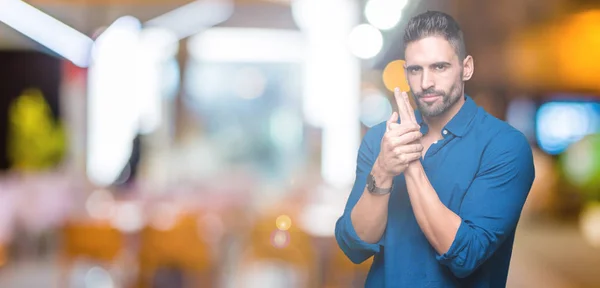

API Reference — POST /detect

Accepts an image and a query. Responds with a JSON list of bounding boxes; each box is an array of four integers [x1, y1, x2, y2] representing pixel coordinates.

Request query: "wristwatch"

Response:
[[367, 173, 393, 195]]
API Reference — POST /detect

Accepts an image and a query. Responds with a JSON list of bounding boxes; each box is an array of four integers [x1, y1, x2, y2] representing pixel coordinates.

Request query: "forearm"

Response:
[[350, 159, 392, 244], [404, 162, 461, 254]]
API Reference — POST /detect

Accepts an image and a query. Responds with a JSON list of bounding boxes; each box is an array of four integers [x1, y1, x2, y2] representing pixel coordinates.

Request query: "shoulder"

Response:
[[474, 110, 534, 174], [481, 111, 530, 153]]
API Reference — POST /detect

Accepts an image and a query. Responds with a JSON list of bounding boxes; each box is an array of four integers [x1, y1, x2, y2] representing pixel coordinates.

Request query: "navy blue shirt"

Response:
[[335, 95, 535, 287]]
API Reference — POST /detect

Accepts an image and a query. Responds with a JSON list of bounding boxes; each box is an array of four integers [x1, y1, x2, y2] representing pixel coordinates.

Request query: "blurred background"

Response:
[[0, 0, 600, 287]]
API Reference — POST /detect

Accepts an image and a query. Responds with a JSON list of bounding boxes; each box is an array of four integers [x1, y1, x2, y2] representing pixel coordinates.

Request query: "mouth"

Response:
[[419, 94, 441, 103]]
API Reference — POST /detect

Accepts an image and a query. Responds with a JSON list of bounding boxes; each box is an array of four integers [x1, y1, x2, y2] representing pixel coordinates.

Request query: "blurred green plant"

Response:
[[7, 88, 66, 171]]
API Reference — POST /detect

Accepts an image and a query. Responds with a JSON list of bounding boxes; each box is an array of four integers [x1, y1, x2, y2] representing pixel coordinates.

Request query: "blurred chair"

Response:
[[323, 241, 373, 288], [136, 213, 216, 288], [235, 212, 319, 288], [59, 221, 125, 287]]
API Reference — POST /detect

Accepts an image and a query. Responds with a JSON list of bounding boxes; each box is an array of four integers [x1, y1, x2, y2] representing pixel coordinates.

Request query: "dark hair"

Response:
[[403, 11, 466, 60]]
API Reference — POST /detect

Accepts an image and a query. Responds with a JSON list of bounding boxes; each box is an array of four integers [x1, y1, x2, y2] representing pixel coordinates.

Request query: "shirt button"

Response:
[[443, 130, 448, 135]]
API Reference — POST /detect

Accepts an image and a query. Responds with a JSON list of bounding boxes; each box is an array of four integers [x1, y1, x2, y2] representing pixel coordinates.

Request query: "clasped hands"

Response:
[[375, 88, 423, 177]]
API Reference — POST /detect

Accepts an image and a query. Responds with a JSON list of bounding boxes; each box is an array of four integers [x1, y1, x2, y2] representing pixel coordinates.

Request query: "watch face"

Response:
[[367, 174, 375, 192]]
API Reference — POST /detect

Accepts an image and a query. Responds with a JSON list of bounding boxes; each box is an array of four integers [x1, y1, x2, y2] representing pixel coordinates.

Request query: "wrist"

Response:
[[371, 158, 394, 188], [405, 160, 423, 177]]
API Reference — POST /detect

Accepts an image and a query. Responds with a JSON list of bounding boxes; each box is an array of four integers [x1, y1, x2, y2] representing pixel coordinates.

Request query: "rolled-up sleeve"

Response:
[[436, 131, 535, 278], [335, 124, 385, 264]]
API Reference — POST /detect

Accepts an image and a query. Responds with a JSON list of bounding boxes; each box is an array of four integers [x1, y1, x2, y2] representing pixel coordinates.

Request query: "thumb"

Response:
[[387, 111, 398, 131]]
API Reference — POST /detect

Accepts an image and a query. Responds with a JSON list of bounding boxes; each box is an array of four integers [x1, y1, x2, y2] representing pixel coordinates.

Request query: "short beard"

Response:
[[413, 81, 463, 118]]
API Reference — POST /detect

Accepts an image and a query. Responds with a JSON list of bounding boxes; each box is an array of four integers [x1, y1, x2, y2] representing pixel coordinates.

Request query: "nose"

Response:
[[420, 70, 434, 91]]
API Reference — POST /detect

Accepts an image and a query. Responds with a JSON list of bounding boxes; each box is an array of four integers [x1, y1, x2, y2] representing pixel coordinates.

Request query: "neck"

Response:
[[423, 95, 465, 136]]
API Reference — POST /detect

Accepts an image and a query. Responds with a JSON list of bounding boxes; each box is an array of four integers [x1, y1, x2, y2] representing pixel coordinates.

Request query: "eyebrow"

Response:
[[430, 61, 452, 68], [405, 61, 452, 70]]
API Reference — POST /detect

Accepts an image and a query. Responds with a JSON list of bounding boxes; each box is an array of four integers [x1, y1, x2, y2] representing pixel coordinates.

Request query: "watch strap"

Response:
[[368, 173, 393, 195]]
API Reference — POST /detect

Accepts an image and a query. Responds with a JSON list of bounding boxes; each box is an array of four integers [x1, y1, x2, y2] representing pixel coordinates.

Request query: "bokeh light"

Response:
[[580, 202, 600, 248], [382, 59, 410, 92], [85, 189, 115, 220], [275, 215, 292, 231], [110, 202, 144, 233], [556, 10, 600, 91], [536, 102, 599, 155], [149, 202, 179, 231], [298, 202, 341, 237], [84, 266, 115, 288], [561, 134, 600, 192], [347, 24, 383, 59], [364, 0, 407, 30], [360, 90, 392, 127], [270, 229, 290, 249]]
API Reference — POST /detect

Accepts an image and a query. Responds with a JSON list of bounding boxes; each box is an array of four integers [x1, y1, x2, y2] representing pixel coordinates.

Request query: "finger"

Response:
[[400, 152, 422, 163], [394, 87, 411, 124], [386, 123, 420, 136], [389, 131, 422, 147], [392, 143, 424, 155], [402, 91, 417, 124], [386, 111, 398, 131], [388, 122, 419, 130], [384, 156, 403, 167]]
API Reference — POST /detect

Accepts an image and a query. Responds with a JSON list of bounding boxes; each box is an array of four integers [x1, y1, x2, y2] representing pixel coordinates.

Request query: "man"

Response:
[[335, 11, 535, 287]]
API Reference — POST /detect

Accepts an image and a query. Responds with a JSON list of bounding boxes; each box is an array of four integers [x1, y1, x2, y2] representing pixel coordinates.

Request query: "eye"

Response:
[[408, 67, 421, 74], [434, 64, 446, 71]]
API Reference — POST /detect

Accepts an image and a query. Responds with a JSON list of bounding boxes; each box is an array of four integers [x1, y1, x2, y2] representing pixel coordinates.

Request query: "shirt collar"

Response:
[[414, 94, 477, 137]]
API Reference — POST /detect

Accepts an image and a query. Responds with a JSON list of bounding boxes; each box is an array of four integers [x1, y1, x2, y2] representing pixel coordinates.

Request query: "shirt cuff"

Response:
[[342, 212, 382, 253], [436, 219, 469, 266]]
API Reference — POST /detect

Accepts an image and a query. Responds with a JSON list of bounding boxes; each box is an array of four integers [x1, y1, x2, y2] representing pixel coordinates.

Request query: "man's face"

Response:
[[404, 36, 465, 118]]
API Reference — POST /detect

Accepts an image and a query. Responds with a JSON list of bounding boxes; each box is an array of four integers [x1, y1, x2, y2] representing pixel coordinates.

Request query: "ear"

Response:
[[462, 55, 474, 81]]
